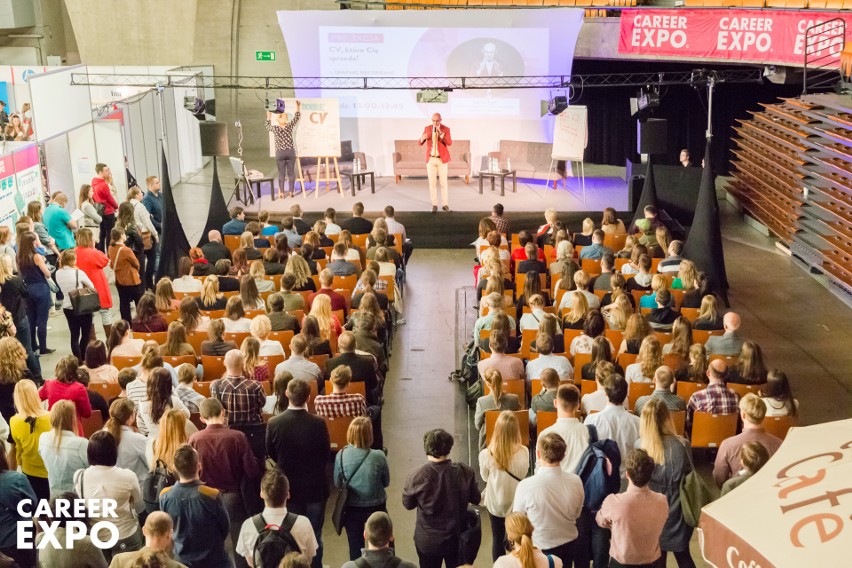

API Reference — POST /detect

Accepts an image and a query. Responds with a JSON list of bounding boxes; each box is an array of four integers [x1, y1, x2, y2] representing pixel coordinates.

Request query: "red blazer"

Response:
[[92, 177, 118, 215], [419, 124, 452, 163]]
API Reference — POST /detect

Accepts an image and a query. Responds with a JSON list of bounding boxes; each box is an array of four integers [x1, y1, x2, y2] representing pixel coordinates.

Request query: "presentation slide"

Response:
[[277, 9, 585, 175]]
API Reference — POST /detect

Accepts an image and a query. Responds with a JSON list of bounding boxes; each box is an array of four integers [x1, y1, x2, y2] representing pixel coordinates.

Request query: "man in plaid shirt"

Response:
[[211, 350, 266, 424], [686, 359, 740, 433], [314, 365, 367, 419], [490, 203, 510, 236]]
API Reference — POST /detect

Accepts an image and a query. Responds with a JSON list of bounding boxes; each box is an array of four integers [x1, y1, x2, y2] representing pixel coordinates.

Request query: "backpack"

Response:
[[450, 340, 480, 386], [143, 459, 176, 514], [252, 512, 301, 568], [574, 425, 621, 512]]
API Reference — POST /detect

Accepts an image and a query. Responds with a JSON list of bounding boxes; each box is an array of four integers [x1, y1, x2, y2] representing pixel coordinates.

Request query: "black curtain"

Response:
[[632, 155, 658, 225], [197, 158, 231, 247], [156, 150, 191, 280], [572, 60, 801, 174], [683, 142, 729, 305]]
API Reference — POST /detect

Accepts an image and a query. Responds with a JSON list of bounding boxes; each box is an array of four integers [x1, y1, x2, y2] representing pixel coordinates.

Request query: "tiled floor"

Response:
[[34, 173, 852, 568]]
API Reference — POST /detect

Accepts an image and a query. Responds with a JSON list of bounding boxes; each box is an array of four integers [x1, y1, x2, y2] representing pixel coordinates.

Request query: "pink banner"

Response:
[[12, 145, 39, 170], [619, 9, 852, 66]]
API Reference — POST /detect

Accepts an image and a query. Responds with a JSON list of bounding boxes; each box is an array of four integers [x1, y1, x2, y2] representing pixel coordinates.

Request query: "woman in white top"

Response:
[[77, 184, 102, 244], [495, 512, 563, 568], [240, 274, 268, 310], [519, 294, 547, 333], [373, 248, 397, 279], [38, 400, 89, 496], [55, 249, 97, 361], [223, 296, 252, 333], [73, 430, 145, 556], [82, 340, 119, 384], [251, 314, 286, 357], [103, 398, 150, 485], [107, 320, 145, 364], [172, 257, 203, 293], [569, 311, 613, 356], [479, 411, 530, 562], [625, 335, 662, 384], [136, 368, 193, 439], [338, 231, 363, 262], [760, 369, 799, 418], [324, 209, 342, 235], [250, 261, 276, 293]]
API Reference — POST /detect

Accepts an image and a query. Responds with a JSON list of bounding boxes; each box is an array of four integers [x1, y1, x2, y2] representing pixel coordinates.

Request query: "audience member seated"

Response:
[[201, 319, 237, 357], [341, 202, 374, 235], [473, 370, 523, 450], [572, 270, 600, 309], [241, 337, 270, 382], [537, 383, 589, 473], [712, 394, 783, 487], [211, 350, 265, 425], [213, 260, 240, 292], [276, 216, 303, 246], [366, 229, 401, 268], [309, 269, 348, 317], [275, 335, 324, 393], [265, 294, 299, 332], [634, 366, 686, 415], [175, 297, 208, 335], [154, 278, 181, 313], [550, 239, 578, 280], [720, 441, 770, 497], [473, 293, 517, 345], [518, 294, 547, 332], [39, 356, 92, 437], [479, 313, 520, 355], [525, 333, 572, 381], [348, 293, 388, 347], [620, 243, 646, 275], [573, 217, 595, 247], [172, 257, 202, 294], [601, 294, 631, 331], [511, 231, 545, 266], [249, 262, 275, 293], [82, 340, 119, 384], [195, 275, 227, 312], [279, 274, 307, 311], [727, 340, 768, 385], [231, 248, 250, 277], [569, 310, 610, 356], [560, 291, 589, 330], [352, 313, 387, 376], [658, 240, 684, 274], [581, 336, 623, 381], [638, 274, 667, 310], [174, 364, 205, 414], [662, 317, 691, 359], [671, 260, 707, 309], [529, 368, 559, 429], [600, 207, 627, 235], [582, 362, 615, 415], [315, 365, 367, 419], [223, 297, 251, 333], [675, 343, 708, 384], [137, 368, 192, 439], [238, 232, 263, 262], [478, 330, 524, 382], [239, 274, 266, 311], [223, 207, 247, 236], [131, 293, 168, 333], [516, 270, 549, 313], [189, 247, 213, 277], [249, 315, 285, 358], [301, 316, 332, 357], [161, 322, 196, 358], [38, 400, 89, 495], [262, 248, 286, 276], [685, 359, 738, 432], [693, 294, 723, 331], [617, 313, 651, 357], [625, 336, 663, 384], [77, 368, 109, 420], [327, 332, 379, 405], [327, 243, 360, 277], [759, 369, 798, 417], [647, 289, 679, 331], [245, 221, 270, 249], [585, 374, 640, 474], [102, 397, 149, 489], [201, 230, 232, 266], [592, 253, 616, 291], [579, 230, 612, 260], [705, 312, 745, 356], [352, 272, 389, 311], [285, 254, 317, 292], [264, 369, 291, 415], [517, 243, 546, 274]]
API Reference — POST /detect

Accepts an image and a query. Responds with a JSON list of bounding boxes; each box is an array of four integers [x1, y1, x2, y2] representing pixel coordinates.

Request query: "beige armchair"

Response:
[[393, 139, 471, 183]]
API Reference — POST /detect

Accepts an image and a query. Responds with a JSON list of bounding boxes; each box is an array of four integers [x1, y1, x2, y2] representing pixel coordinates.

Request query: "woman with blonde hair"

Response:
[[333, 416, 391, 560], [161, 321, 196, 357], [196, 275, 227, 311], [154, 278, 180, 312], [625, 335, 663, 383], [240, 274, 266, 310], [368, 217, 394, 249], [284, 253, 316, 292], [307, 294, 342, 340], [601, 293, 630, 331], [549, 238, 578, 278], [693, 294, 723, 331], [10, 379, 51, 500], [600, 207, 626, 235], [574, 217, 596, 247], [653, 226, 672, 258], [103, 397, 149, 484], [251, 315, 286, 357], [0, 336, 33, 420], [479, 411, 529, 561], [241, 337, 269, 381], [338, 230, 363, 262], [601, 272, 633, 310], [352, 270, 389, 311], [38, 399, 89, 496], [639, 398, 695, 567], [238, 231, 262, 261], [223, 296, 251, 333], [663, 317, 693, 359], [617, 313, 652, 356], [616, 234, 637, 259], [496, 511, 562, 568], [536, 313, 564, 354], [518, 294, 547, 332], [621, 244, 649, 276], [672, 259, 698, 292], [638, 274, 669, 310], [561, 291, 589, 330], [177, 295, 210, 334], [249, 261, 276, 294], [676, 343, 708, 384], [312, 220, 333, 247], [474, 368, 521, 450], [146, 408, 188, 481]]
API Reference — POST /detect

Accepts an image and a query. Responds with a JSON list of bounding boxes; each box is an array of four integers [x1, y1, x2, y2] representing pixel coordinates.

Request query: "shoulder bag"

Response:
[[331, 447, 370, 535], [452, 463, 481, 566], [69, 269, 101, 316], [678, 437, 716, 527]]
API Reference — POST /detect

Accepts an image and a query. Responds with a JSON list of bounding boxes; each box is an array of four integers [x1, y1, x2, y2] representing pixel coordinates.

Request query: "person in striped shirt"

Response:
[[314, 365, 367, 420]]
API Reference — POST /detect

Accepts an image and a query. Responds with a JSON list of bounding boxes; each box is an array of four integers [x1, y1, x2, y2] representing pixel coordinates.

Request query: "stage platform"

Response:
[[173, 161, 631, 248]]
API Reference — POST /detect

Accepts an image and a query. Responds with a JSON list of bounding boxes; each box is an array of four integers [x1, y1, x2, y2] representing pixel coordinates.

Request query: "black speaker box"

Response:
[[637, 118, 667, 155], [548, 96, 568, 116], [199, 122, 229, 156]]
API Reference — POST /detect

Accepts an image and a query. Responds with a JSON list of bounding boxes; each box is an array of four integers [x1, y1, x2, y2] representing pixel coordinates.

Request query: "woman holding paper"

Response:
[[266, 99, 301, 199]]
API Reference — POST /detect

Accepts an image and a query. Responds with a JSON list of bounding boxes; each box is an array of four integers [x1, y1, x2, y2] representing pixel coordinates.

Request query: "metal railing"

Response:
[[803, 18, 845, 94]]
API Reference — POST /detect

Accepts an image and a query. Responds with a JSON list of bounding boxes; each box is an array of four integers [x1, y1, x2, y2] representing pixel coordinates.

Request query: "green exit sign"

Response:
[[256, 51, 276, 61]]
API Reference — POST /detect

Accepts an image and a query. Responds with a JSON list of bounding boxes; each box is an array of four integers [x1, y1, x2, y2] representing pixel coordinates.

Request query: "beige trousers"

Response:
[[426, 156, 449, 207]]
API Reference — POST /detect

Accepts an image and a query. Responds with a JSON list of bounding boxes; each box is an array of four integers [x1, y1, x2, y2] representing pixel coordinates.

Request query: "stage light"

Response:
[[548, 95, 568, 116]]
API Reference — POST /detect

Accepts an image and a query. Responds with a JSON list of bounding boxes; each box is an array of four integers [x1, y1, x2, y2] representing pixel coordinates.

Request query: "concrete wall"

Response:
[[0, 0, 73, 65]]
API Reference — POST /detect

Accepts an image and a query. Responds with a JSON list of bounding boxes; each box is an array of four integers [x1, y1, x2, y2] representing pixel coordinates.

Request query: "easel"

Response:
[[312, 156, 344, 198], [290, 157, 308, 198], [546, 156, 586, 203]]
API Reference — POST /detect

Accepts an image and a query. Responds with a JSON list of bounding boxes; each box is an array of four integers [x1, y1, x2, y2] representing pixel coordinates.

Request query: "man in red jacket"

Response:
[[419, 113, 452, 213], [92, 162, 118, 251]]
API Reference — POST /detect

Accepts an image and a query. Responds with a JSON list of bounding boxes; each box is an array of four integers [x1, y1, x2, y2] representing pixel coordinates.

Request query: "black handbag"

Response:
[[331, 447, 370, 535], [68, 269, 100, 316], [453, 464, 482, 565]]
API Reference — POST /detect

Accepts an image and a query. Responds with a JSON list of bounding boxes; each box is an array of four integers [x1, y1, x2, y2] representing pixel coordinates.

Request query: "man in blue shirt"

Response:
[[274, 216, 302, 246], [578, 229, 612, 260], [42, 192, 77, 251], [142, 176, 163, 234], [223, 207, 247, 236], [159, 444, 232, 568]]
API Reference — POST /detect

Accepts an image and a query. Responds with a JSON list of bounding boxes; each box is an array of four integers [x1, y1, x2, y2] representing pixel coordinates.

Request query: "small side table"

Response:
[[341, 170, 376, 197], [248, 177, 276, 200], [479, 170, 517, 197]]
